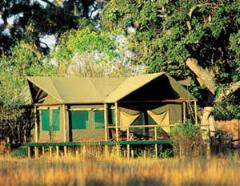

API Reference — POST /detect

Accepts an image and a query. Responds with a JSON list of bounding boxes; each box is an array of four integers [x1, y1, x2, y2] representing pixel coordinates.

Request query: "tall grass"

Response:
[[0, 156, 239, 186]]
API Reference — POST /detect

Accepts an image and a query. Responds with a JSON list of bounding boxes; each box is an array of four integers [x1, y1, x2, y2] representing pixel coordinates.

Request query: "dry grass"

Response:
[[0, 155, 239, 186]]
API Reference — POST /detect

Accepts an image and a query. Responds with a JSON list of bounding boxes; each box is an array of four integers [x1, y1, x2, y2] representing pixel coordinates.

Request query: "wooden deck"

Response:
[[26, 140, 172, 158], [27, 140, 171, 147]]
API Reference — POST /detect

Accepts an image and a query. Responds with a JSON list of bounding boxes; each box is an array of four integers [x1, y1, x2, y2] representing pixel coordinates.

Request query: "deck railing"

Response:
[[107, 124, 176, 142]]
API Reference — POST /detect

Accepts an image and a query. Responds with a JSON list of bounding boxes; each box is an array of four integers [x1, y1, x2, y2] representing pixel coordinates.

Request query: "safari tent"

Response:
[[27, 73, 196, 144]]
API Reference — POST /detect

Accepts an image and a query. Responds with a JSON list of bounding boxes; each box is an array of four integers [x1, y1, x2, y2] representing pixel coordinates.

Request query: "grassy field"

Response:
[[0, 155, 240, 186]]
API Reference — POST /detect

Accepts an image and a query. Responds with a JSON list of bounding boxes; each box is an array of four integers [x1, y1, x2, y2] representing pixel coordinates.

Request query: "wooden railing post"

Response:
[[115, 102, 119, 141], [115, 102, 120, 157], [62, 105, 68, 142], [34, 106, 38, 143], [64, 146, 67, 156], [127, 128, 130, 159], [42, 146, 45, 156], [154, 126, 158, 158], [56, 146, 59, 157], [49, 146, 52, 157], [28, 146, 31, 158], [104, 104, 109, 157], [34, 146, 39, 158]]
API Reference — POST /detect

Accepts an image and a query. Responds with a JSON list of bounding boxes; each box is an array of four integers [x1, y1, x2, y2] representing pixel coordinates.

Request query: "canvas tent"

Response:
[[27, 73, 196, 143]]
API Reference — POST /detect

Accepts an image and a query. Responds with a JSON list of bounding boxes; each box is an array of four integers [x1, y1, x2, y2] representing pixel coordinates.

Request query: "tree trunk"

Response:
[[200, 106, 216, 140]]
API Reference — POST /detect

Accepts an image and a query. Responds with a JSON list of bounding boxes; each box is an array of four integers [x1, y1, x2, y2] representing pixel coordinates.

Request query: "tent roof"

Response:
[[27, 76, 125, 104], [27, 73, 195, 104], [105, 73, 195, 103]]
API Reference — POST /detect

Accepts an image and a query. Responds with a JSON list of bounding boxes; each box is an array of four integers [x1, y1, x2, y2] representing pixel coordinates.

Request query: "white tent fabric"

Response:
[[119, 110, 140, 130], [147, 110, 170, 133]]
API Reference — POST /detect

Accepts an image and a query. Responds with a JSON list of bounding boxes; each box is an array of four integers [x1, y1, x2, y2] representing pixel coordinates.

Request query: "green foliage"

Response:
[[50, 25, 143, 77], [170, 120, 203, 157], [0, 40, 56, 144], [0, 41, 56, 109], [10, 145, 28, 158], [102, 0, 240, 106], [52, 27, 117, 63], [159, 148, 173, 159], [0, 0, 99, 54], [170, 120, 201, 139], [214, 96, 240, 120]]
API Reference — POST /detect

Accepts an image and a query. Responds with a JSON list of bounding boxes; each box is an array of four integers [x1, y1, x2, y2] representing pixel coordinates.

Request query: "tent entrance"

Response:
[[39, 107, 61, 142], [117, 104, 172, 140], [68, 109, 105, 141]]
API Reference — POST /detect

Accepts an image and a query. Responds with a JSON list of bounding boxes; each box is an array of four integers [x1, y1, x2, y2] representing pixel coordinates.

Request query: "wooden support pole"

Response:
[[104, 146, 109, 157], [143, 148, 147, 159], [183, 102, 186, 123], [115, 102, 119, 141], [62, 105, 67, 142], [82, 145, 86, 157], [49, 109, 53, 142], [127, 128, 130, 159], [75, 146, 79, 156], [56, 146, 59, 157], [127, 145, 130, 159], [154, 127, 157, 140], [104, 103, 108, 141], [42, 146, 45, 156], [49, 146, 53, 157], [115, 102, 120, 157], [131, 149, 134, 158], [64, 146, 67, 156], [34, 146, 39, 158], [155, 144, 158, 158], [104, 104, 109, 157], [34, 106, 38, 143], [28, 147, 31, 158], [154, 126, 158, 158], [115, 145, 120, 157], [194, 101, 198, 125]]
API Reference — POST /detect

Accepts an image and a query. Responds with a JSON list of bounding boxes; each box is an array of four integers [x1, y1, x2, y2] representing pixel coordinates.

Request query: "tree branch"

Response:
[[186, 58, 216, 94], [186, 3, 217, 31], [39, 0, 56, 7], [215, 82, 240, 103]]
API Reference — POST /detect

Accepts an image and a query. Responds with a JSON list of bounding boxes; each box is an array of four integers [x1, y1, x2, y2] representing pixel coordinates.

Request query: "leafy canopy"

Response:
[[52, 26, 117, 63], [102, 0, 240, 104], [0, 41, 56, 109]]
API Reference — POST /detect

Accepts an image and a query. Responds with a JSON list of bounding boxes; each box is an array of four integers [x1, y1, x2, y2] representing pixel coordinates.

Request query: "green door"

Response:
[[40, 108, 60, 141]]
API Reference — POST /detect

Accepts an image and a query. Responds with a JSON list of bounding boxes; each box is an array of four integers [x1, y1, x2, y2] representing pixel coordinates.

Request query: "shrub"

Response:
[[214, 95, 240, 120], [170, 120, 204, 157]]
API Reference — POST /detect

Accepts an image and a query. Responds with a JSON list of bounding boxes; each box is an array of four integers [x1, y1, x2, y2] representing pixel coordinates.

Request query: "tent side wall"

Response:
[[37, 105, 65, 142], [36, 104, 107, 142], [68, 105, 105, 142], [168, 104, 183, 124], [117, 103, 183, 136]]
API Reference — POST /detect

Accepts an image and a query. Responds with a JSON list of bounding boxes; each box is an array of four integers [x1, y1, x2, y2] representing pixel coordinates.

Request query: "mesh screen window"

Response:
[[41, 108, 60, 131], [70, 110, 89, 129], [94, 110, 104, 129]]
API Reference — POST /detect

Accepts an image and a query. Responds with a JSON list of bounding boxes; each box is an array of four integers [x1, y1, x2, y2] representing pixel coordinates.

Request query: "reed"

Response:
[[0, 155, 239, 186]]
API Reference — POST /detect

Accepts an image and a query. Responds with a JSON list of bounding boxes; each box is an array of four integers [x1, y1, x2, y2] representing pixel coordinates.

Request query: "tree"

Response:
[[0, 40, 56, 144], [102, 0, 240, 130], [0, 0, 103, 54], [50, 26, 144, 77]]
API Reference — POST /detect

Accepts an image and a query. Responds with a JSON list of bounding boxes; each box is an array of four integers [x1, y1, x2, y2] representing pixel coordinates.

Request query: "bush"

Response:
[[214, 95, 240, 120], [170, 120, 204, 157], [10, 145, 28, 158]]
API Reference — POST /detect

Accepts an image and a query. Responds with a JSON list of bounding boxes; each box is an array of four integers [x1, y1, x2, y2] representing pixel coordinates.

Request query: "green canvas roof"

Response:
[[27, 73, 195, 104]]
